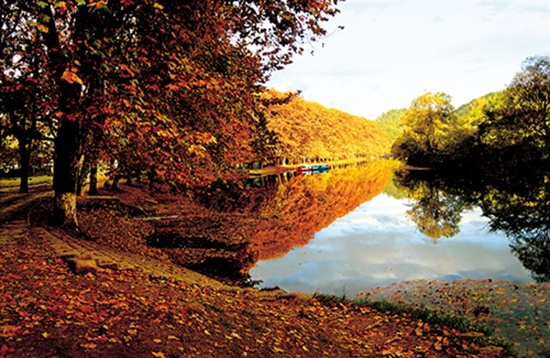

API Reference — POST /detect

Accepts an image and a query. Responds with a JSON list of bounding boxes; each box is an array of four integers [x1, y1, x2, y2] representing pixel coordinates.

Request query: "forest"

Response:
[[385, 55, 550, 171], [377, 54, 550, 285], [1, 0, 384, 230], [261, 90, 389, 165]]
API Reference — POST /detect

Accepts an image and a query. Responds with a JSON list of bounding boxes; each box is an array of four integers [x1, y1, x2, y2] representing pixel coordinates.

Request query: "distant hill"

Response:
[[454, 92, 501, 119], [264, 90, 390, 165], [375, 108, 407, 145]]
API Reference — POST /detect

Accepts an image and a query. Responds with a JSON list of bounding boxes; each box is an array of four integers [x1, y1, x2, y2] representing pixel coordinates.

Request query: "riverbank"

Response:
[[0, 183, 514, 357]]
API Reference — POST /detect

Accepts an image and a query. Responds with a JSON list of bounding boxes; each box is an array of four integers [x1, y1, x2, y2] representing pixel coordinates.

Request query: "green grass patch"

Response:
[[0, 175, 53, 189]]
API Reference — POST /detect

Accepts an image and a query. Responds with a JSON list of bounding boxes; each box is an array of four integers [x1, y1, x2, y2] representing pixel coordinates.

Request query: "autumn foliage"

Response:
[[262, 90, 390, 165], [0, 0, 343, 227], [248, 161, 393, 261], [195, 160, 392, 262]]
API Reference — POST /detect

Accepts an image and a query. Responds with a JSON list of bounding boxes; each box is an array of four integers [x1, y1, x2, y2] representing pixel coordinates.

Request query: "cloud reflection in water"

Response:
[[250, 193, 533, 296]]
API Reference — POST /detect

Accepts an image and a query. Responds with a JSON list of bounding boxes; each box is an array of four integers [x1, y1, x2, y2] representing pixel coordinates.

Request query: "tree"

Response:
[[264, 90, 389, 164], [1, 0, 342, 229], [400, 92, 455, 153], [480, 55, 550, 156], [0, 9, 56, 193], [376, 108, 407, 145]]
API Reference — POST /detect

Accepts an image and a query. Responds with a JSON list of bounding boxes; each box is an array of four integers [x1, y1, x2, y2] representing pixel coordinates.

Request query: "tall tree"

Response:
[[400, 92, 455, 154], [1, 0, 341, 229], [0, 6, 56, 193], [480, 55, 550, 156]]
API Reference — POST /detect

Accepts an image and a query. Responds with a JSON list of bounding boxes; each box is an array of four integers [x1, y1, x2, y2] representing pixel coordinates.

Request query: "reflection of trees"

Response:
[[394, 170, 470, 241], [198, 160, 392, 262], [480, 176, 550, 283], [407, 188, 463, 240], [510, 231, 550, 282], [395, 163, 550, 282]]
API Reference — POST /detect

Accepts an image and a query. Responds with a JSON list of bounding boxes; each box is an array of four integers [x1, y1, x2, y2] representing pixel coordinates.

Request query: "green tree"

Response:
[[480, 56, 550, 156], [400, 92, 455, 154]]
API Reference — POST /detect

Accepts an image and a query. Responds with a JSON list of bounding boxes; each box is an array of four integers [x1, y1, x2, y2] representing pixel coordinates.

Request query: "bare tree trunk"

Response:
[[18, 135, 29, 194], [52, 118, 81, 229]]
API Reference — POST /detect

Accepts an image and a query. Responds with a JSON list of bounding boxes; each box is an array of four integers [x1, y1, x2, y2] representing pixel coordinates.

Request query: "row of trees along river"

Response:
[[1, 0, 386, 230]]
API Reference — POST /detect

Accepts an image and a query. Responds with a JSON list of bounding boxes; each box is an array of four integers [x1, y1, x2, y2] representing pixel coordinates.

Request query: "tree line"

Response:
[[387, 55, 550, 170], [0, 0, 343, 229], [261, 90, 389, 165]]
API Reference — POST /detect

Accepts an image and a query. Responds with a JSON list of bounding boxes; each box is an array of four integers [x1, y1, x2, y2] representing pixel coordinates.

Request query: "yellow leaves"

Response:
[[153, 2, 164, 10], [36, 23, 49, 33], [0, 325, 20, 338], [61, 68, 83, 85], [153, 338, 162, 343], [151, 352, 166, 358], [80, 342, 97, 349], [27, 20, 49, 33], [187, 144, 206, 157], [41, 331, 49, 338], [55, 1, 68, 15], [230, 332, 242, 339]]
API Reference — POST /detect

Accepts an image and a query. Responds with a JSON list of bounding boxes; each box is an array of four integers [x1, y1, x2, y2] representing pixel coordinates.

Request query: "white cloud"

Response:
[[250, 194, 532, 295], [268, 0, 550, 118]]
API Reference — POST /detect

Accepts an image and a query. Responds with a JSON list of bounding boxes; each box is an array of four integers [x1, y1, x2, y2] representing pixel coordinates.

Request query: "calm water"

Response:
[[249, 192, 532, 296], [237, 160, 550, 296]]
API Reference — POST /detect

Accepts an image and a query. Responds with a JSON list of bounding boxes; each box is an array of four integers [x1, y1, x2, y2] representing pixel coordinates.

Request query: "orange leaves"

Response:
[[264, 90, 389, 164], [61, 68, 83, 85]]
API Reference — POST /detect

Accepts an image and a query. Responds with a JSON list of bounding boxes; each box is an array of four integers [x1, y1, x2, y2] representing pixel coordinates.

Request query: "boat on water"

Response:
[[296, 164, 330, 174]]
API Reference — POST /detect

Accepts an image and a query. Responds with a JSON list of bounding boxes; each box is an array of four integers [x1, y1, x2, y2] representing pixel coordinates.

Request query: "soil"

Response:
[[0, 182, 515, 357]]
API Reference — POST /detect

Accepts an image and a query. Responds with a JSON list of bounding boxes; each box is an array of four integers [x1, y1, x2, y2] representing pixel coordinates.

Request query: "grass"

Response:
[[314, 293, 517, 356], [0, 175, 53, 189]]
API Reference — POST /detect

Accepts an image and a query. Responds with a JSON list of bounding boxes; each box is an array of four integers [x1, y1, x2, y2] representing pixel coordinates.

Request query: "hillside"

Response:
[[264, 90, 390, 165]]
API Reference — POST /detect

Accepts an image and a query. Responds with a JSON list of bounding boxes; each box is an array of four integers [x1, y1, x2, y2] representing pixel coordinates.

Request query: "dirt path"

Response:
[[31, 226, 228, 290], [0, 188, 229, 290], [0, 189, 51, 222]]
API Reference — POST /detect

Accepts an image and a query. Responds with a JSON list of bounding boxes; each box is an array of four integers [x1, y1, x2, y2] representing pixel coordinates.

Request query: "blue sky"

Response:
[[267, 0, 550, 119]]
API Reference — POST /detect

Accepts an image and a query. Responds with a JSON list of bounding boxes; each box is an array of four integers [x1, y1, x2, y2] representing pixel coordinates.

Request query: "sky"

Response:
[[267, 0, 550, 119]]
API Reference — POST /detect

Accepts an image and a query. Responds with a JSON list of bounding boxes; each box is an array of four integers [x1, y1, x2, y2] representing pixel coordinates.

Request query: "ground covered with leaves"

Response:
[[364, 279, 550, 357], [0, 183, 516, 357]]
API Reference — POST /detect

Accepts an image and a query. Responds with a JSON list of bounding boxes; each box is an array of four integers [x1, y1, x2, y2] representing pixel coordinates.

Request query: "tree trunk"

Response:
[[88, 161, 99, 195], [52, 118, 81, 229], [18, 135, 30, 194]]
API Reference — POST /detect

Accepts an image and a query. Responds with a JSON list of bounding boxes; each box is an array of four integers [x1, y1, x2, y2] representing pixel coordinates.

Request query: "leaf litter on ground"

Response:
[[363, 278, 550, 357], [0, 184, 519, 357]]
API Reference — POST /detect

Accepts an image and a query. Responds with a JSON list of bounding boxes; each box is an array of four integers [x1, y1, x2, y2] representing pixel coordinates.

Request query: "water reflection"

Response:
[[198, 160, 392, 262], [250, 162, 548, 294], [186, 158, 547, 292], [250, 193, 532, 295], [394, 164, 550, 283]]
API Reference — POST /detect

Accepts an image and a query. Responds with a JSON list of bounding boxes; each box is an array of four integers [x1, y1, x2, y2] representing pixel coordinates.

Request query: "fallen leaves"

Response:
[[0, 187, 519, 358], [364, 279, 550, 357]]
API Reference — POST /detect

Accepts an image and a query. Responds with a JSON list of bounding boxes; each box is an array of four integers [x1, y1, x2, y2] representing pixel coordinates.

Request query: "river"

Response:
[[232, 160, 547, 296]]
